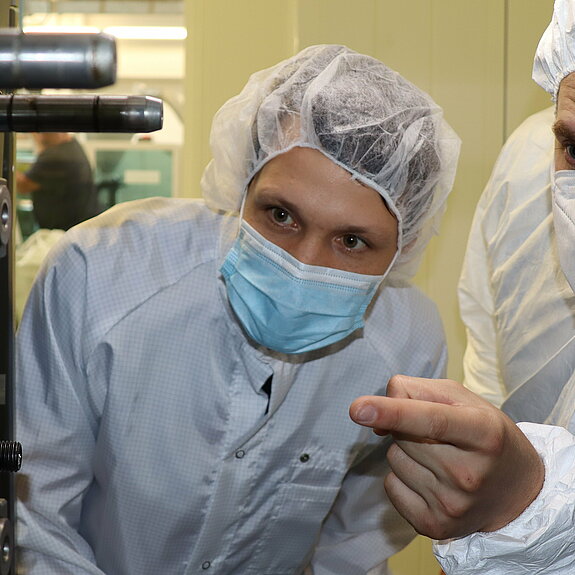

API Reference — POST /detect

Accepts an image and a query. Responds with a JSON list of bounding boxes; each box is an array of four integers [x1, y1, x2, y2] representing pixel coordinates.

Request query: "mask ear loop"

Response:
[[230, 190, 249, 242], [239, 190, 247, 221]]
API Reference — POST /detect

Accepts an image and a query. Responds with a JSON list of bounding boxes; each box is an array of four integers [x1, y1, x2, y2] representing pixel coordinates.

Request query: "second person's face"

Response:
[[554, 72, 575, 171], [243, 147, 399, 276]]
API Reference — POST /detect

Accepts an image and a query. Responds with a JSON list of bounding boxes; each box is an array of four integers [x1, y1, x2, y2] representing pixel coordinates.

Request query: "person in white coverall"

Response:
[[15, 45, 461, 574], [349, 1, 575, 574], [459, 106, 569, 423]]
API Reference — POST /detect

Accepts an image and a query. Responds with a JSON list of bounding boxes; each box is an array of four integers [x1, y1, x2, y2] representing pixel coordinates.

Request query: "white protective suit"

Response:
[[435, 1, 575, 572], [457, 106, 575, 427], [435, 106, 575, 574]]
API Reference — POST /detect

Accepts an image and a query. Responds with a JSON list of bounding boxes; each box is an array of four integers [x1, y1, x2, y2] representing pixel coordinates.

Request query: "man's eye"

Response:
[[567, 144, 575, 161], [271, 207, 293, 224], [342, 234, 366, 250]]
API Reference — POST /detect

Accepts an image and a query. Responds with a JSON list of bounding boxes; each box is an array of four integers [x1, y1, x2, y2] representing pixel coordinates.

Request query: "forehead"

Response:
[[254, 148, 383, 195], [554, 72, 575, 141], [250, 147, 395, 226]]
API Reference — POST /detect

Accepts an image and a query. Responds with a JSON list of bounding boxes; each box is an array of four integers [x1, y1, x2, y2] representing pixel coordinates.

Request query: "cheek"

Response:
[[359, 243, 397, 276], [555, 147, 568, 172], [241, 205, 282, 248], [241, 198, 264, 230], [378, 247, 397, 275], [382, 219, 399, 270]]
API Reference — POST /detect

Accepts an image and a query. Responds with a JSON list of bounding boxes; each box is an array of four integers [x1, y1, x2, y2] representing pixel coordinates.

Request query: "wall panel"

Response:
[[184, 0, 296, 197], [297, 0, 378, 55], [506, 0, 555, 137]]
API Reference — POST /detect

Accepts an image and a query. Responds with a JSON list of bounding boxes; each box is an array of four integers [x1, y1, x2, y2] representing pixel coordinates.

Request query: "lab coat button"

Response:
[[202, 561, 211, 570], [299, 453, 310, 463], [235, 449, 245, 459]]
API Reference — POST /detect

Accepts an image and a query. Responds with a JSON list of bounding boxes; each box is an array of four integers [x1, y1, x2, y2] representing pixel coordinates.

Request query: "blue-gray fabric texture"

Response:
[[16, 197, 447, 575]]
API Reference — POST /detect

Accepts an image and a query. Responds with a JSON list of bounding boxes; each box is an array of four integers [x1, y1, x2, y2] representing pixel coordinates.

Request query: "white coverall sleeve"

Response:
[[16, 238, 105, 574], [434, 422, 575, 575], [458, 168, 506, 407]]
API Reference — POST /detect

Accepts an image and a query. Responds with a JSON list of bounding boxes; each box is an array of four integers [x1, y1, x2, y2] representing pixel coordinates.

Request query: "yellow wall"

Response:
[[183, 2, 554, 574]]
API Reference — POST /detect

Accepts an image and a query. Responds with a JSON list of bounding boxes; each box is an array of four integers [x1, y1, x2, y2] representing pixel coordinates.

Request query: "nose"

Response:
[[288, 235, 332, 268]]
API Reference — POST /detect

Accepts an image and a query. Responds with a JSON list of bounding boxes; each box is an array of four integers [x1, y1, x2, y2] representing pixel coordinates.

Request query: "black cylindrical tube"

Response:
[[0, 29, 116, 89], [0, 94, 163, 133]]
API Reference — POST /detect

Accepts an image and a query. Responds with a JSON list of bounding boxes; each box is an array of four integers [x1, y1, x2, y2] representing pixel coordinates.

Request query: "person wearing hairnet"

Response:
[[15, 45, 460, 574], [349, 2, 575, 573]]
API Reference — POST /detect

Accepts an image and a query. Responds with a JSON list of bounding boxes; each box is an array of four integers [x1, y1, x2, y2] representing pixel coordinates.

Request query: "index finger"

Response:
[[349, 395, 490, 449]]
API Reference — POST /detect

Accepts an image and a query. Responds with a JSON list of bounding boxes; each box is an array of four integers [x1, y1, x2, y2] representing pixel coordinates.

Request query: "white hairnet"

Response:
[[202, 44, 460, 281], [533, 0, 575, 100]]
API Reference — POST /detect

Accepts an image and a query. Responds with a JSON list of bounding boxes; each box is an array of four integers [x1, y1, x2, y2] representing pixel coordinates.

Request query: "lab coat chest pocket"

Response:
[[248, 448, 349, 574]]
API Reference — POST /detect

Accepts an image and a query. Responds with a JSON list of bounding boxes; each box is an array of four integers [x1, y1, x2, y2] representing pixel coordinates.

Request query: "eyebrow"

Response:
[[255, 188, 301, 217], [552, 119, 575, 142], [256, 188, 383, 237]]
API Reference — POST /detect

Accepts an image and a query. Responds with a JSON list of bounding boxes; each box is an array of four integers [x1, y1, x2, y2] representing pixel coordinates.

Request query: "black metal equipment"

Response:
[[0, 94, 163, 133], [0, 1, 164, 572], [0, 29, 117, 89]]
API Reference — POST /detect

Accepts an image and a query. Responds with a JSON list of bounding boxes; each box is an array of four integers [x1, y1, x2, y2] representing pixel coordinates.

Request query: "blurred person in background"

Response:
[[16, 132, 102, 231]]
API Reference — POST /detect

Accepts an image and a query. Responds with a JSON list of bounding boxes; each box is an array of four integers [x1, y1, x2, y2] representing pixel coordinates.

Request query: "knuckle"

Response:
[[478, 412, 508, 455], [387, 374, 403, 394], [386, 441, 400, 461], [449, 463, 484, 493], [386, 442, 407, 472], [437, 492, 471, 522], [427, 410, 450, 440]]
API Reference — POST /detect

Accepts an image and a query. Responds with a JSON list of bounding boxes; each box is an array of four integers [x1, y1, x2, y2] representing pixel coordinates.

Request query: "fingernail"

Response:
[[353, 404, 377, 424]]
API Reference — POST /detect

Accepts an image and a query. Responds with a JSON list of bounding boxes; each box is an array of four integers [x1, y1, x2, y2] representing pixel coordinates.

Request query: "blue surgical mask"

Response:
[[220, 221, 387, 354]]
